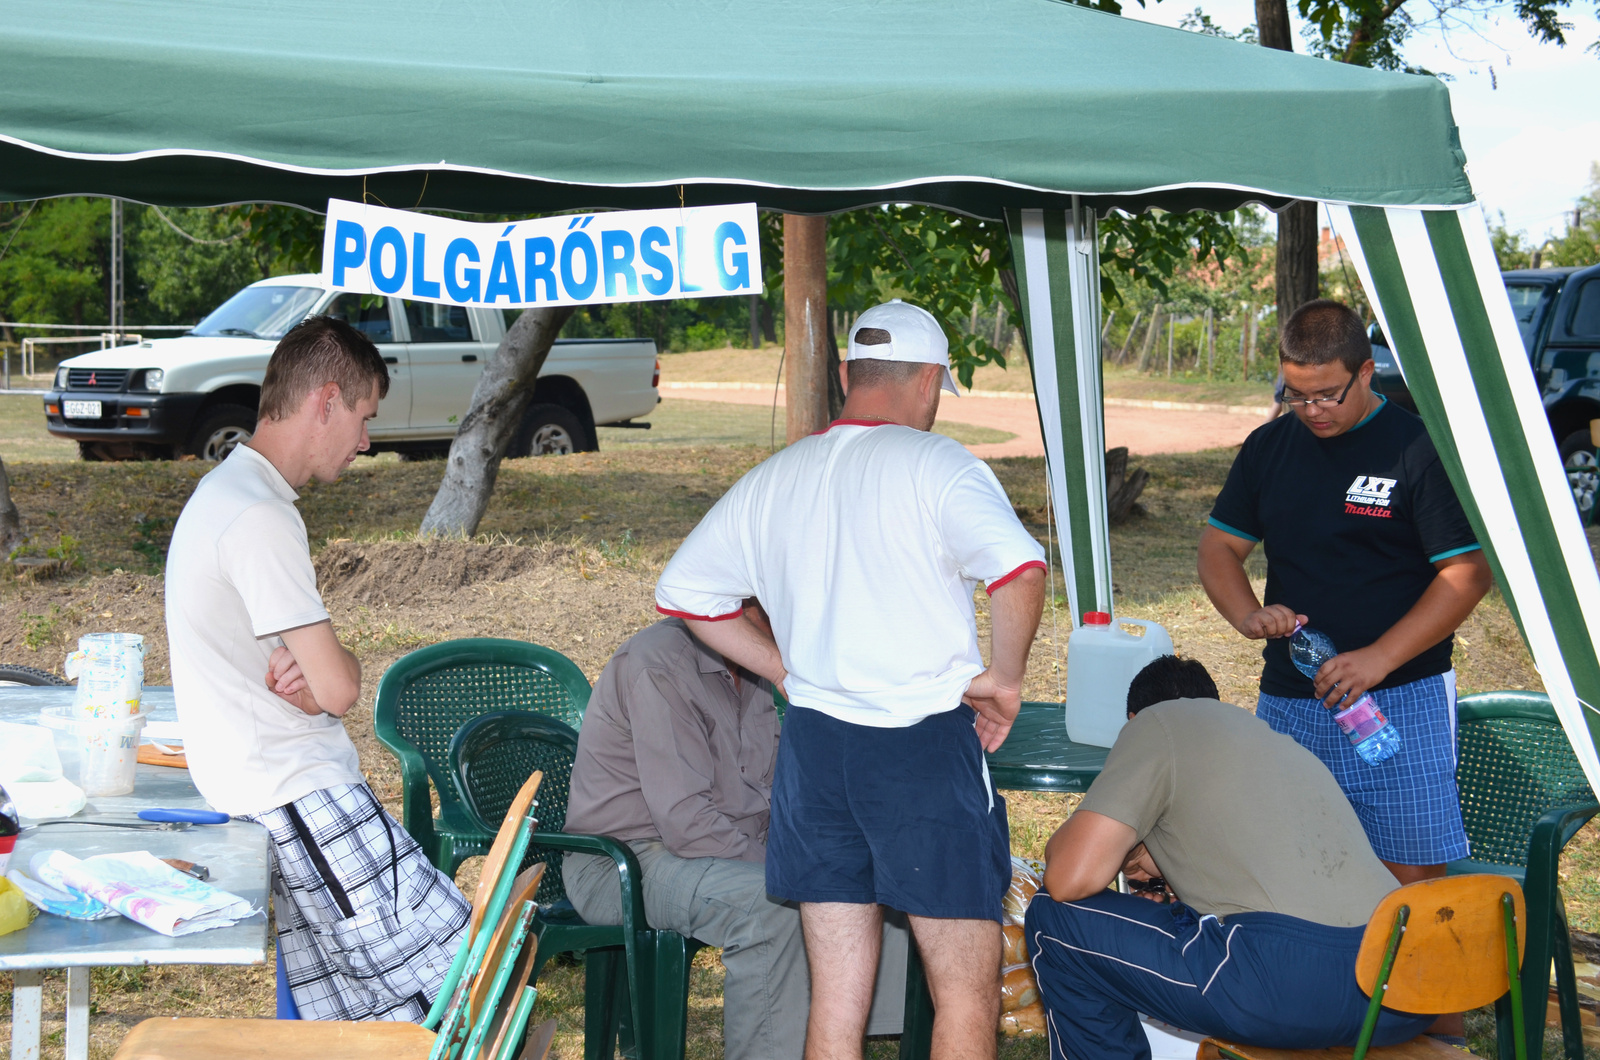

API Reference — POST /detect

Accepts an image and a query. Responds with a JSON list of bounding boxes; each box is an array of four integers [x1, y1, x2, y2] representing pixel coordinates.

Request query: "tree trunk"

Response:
[[419, 305, 576, 537], [783, 214, 830, 442], [0, 454, 22, 556], [1276, 200, 1320, 323], [1257, 0, 1320, 325], [825, 313, 846, 421], [1256, 0, 1293, 49]]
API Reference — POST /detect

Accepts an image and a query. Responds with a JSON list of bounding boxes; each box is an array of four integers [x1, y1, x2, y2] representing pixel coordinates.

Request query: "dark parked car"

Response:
[[1369, 263, 1600, 520]]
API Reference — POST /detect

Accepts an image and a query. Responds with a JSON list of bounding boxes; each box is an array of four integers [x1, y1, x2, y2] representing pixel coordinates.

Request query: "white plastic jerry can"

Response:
[[1063, 612, 1174, 748]]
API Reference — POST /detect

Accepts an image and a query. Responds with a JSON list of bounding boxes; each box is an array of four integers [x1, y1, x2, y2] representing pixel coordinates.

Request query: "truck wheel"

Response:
[[508, 404, 584, 457], [189, 404, 256, 462], [1559, 429, 1598, 524], [0, 664, 68, 687]]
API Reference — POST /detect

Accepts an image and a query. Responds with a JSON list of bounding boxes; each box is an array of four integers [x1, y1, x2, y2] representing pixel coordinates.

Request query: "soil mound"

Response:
[[315, 539, 565, 608]]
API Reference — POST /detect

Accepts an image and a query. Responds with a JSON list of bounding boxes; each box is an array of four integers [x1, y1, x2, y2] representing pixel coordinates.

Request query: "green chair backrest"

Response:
[[1455, 691, 1596, 869], [374, 638, 591, 843], [450, 709, 581, 907]]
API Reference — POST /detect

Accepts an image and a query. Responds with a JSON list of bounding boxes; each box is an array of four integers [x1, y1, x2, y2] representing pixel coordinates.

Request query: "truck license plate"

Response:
[[64, 400, 102, 419]]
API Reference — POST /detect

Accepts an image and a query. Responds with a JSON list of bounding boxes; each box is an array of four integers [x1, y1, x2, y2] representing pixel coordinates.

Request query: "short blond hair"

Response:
[[259, 315, 389, 422]]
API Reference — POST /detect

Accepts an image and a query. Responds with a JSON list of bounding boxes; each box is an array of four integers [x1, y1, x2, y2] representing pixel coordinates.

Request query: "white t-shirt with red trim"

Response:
[[656, 420, 1046, 727]]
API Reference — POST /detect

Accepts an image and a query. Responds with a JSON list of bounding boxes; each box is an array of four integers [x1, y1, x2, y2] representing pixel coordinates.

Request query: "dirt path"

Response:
[[659, 382, 1267, 456]]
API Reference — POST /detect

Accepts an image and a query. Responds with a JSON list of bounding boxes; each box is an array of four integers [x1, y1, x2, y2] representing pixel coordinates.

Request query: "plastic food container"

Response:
[[40, 707, 147, 797]]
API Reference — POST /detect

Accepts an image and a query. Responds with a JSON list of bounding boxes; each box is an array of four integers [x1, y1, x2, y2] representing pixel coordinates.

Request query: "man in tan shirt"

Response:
[[563, 611, 905, 1060], [1025, 656, 1435, 1058]]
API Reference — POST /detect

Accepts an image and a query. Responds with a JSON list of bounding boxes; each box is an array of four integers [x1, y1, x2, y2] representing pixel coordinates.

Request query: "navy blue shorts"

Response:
[[766, 704, 1012, 922]]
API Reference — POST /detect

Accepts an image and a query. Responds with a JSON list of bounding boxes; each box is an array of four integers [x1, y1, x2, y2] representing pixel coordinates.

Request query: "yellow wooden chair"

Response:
[[1198, 875, 1528, 1060], [112, 770, 557, 1060]]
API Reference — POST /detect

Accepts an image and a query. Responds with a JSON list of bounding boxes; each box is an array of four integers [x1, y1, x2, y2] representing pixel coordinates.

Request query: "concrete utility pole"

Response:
[[783, 214, 830, 442], [109, 199, 124, 340]]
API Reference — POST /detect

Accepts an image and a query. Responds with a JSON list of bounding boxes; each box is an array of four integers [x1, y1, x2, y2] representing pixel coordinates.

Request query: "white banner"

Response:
[[321, 198, 763, 308]]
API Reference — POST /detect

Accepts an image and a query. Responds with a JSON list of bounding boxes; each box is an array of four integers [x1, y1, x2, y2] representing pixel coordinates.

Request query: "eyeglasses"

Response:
[[1283, 373, 1357, 410]]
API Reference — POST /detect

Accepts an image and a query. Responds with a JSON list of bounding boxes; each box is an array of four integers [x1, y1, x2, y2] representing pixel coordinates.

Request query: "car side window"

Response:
[[404, 301, 474, 343], [1568, 280, 1600, 339], [324, 293, 394, 343]]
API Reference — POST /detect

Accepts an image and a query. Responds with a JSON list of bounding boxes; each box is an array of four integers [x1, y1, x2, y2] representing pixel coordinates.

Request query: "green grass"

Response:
[[598, 396, 1014, 450], [1101, 364, 1277, 408], [0, 393, 77, 462]]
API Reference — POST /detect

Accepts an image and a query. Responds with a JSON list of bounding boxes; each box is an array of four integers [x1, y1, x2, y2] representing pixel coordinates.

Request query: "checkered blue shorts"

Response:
[[1256, 672, 1469, 866]]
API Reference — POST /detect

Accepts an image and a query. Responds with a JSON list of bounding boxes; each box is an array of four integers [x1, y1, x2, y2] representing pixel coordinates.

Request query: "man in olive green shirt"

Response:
[[1025, 656, 1434, 1059]]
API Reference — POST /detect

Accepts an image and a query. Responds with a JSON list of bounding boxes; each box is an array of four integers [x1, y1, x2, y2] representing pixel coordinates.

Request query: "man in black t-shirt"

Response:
[[1197, 299, 1492, 890]]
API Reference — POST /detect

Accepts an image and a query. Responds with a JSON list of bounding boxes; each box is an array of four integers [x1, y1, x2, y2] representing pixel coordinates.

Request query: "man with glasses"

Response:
[[1196, 299, 1492, 896]]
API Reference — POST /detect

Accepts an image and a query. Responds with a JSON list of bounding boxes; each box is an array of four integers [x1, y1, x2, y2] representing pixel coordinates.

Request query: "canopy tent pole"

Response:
[[1329, 202, 1600, 793], [1007, 200, 1113, 626]]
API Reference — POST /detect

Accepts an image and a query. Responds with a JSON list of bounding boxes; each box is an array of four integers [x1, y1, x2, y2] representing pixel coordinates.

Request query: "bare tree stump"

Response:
[[419, 305, 576, 538], [0, 454, 22, 557], [1105, 446, 1148, 523]]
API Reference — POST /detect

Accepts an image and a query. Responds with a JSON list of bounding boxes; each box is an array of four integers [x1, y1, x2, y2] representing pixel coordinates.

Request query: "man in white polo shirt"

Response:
[[656, 300, 1047, 1060], [165, 316, 468, 1021]]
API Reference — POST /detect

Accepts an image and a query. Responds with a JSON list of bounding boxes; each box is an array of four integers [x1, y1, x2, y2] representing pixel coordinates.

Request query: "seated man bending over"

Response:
[[1025, 655, 1433, 1059], [562, 608, 908, 1060]]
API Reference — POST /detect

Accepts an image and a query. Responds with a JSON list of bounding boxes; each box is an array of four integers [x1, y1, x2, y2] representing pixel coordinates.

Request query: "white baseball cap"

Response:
[[846, 299, 960, 395]]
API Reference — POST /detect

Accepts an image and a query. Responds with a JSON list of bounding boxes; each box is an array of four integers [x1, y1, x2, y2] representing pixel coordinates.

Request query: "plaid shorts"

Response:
[[1257, 672, 1469, 866], [246, 783, 470, 1022]]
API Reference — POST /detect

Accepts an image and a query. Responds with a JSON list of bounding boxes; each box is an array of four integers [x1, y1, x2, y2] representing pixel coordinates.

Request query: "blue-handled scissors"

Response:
[[137, 808, 232, 825]]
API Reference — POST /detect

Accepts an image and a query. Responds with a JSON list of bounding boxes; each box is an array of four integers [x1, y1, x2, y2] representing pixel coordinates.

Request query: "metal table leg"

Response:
[[10, 968, 43, 1060], [66, 966, 91, 1060]]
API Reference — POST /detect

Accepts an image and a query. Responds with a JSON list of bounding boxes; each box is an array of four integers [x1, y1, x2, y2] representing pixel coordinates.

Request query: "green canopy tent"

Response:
[[4, 0, 1597, 792]]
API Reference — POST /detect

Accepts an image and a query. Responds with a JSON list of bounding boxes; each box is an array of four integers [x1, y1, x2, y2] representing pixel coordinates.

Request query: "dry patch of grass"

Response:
[[0, 439, 1593, 1058]]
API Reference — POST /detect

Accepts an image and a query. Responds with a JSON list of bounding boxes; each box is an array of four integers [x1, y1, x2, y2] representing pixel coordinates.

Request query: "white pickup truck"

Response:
[[42, 274, 660, 461]]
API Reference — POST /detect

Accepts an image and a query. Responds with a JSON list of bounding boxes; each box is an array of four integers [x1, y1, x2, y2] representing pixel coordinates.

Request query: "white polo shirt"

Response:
[[165, 445, 364, 815], [656, 420, 1046, 727]]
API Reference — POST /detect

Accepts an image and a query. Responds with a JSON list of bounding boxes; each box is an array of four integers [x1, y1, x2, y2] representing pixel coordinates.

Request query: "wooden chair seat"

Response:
[[113, 1018, 435, 1060], [1198, 1037, 1470, 1060]]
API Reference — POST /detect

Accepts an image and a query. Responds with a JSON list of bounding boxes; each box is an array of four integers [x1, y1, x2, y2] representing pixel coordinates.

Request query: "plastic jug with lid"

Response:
[[1064, 612, 1174, 748]]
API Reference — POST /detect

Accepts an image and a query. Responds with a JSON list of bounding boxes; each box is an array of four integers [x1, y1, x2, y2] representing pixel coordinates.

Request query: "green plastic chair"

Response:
[[1450, 690, 1598, 1060], [449, 709, 703, 1060], [374, 637, 591, 875]]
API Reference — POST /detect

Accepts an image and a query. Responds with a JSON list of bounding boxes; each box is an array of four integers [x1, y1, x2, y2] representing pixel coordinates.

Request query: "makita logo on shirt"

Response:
[[1345, 475, 1397, 518]]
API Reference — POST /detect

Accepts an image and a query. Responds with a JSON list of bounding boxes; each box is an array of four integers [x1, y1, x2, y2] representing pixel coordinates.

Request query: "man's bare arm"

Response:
[[967, 566, 1046, 752], [683, 612, 788, 694], [1042, 809, 1139, 902], [1312, 550, 1493, 707], [266, 620, 362, 717], [1197, 525, 1306, 639]]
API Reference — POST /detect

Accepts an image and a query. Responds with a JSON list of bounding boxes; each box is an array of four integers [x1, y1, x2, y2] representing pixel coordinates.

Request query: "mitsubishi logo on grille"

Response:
[[87, 372, 96, 387]]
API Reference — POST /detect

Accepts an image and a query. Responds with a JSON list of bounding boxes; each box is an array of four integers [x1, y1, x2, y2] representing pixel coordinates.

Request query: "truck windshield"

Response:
[[1505, 283, 1550, 354], [189, 285, 322, 340]]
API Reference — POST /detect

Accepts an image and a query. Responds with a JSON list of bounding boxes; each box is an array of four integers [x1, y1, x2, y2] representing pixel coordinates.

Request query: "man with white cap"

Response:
[[657, 299, 1047, 1060]]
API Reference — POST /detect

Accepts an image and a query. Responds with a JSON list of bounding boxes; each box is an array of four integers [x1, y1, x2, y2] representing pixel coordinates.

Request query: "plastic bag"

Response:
[[1000, 963, 1039, 1013], [0, 876, 29, 936], [0, 722, 63, 784], [1001, 855, 1042, 925], [1002, 922, 1029, 966], [1000, 1002, 1047, 1037]]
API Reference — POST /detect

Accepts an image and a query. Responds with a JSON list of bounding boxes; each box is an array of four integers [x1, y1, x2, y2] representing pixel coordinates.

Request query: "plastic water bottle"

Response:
[[1287, 624, 1402, 766], [1288, 624, 1337, 680]]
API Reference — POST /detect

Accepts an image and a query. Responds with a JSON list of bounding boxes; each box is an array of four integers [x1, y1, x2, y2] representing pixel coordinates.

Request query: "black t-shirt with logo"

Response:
[[1209, 399, 1479, 698]]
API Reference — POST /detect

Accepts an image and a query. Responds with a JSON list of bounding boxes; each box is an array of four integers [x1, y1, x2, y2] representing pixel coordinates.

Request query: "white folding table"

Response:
[[0, 686, 270, 1060]]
